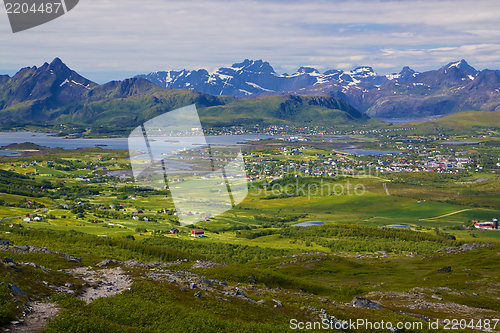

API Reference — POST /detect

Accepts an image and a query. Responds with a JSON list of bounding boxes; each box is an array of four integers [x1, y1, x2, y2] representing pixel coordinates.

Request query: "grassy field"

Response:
[[1, 124, 500, 332]]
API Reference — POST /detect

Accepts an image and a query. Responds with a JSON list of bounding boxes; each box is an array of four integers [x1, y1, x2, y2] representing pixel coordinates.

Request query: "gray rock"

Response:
[[200, 278, 213, 286], [437, 266, 452, 274], [97, 259, 120, 267], [13, 245, 29, 252], [9, 284, 29, 301], [350, 296, 383, 309], [65, 255, 82, 263]]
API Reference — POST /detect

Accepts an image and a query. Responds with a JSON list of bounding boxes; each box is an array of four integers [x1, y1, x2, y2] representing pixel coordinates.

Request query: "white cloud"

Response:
[[1, 0, 500, 82]]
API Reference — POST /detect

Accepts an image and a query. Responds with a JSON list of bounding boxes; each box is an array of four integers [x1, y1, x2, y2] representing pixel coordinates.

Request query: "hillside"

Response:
[[401, 110, 500, 135], [0, 59, 372, 134]]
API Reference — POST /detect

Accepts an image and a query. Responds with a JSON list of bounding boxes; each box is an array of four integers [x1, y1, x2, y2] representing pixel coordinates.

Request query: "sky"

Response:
[[2, 0, 500, 83]]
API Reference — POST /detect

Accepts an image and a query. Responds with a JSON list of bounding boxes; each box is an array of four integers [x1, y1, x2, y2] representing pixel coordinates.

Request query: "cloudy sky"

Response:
[[2, 0, 500, 83]]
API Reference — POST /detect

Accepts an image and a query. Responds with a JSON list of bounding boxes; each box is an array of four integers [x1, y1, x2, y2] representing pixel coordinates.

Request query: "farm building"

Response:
[[383, 224, 411, 228], [33, 216, 43, 221], [24, 217, 33, 222], [191, 229, 205, 238], [292, 221, 325, 227], [170, 228, 179, 234], [474, 219, 498, 230]]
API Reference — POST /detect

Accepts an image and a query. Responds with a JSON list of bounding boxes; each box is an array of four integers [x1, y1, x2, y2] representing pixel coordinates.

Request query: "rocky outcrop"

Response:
[[0, 245, 82, 263], [350, 296, 384, 309]]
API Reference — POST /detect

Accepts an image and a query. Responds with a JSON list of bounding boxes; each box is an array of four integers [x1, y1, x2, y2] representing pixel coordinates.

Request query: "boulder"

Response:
[[13, 245, 29, 252], [272, 299, 283, 307], [97, 259, 120, 267], [9, 284, 29, 301], [437, 266, 452, 274], [350, 296, 383, 309]]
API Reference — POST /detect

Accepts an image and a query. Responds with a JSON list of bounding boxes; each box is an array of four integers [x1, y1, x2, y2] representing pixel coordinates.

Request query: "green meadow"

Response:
[[1, 120, 500, 331]]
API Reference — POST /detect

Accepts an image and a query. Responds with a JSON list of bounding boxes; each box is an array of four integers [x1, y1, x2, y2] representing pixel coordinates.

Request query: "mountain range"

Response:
[[137, 59, 500, 118], [1, 57, 500, 134], [0, 58, 369, 133]]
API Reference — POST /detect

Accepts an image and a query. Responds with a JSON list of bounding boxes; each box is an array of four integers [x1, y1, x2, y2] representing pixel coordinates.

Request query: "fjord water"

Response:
[[0, 132, 396, 156]]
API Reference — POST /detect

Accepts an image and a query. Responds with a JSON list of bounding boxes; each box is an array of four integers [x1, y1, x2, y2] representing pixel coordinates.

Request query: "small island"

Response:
[[0, 142, 49, 151]]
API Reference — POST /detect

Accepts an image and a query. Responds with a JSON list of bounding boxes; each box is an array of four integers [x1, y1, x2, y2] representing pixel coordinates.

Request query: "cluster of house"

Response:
[[375, 153, 474, 173], [474, 219, 498, 230], [99, 204, 126, 210], [164, 229, 205, 237], [23, 216, 43, 222], [131, 210, 148, 221], [18, 200, 34, 209]]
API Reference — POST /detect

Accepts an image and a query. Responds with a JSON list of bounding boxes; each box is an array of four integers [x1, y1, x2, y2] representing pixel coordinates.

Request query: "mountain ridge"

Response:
[[137, 59, 500, 118], [0, 59, 371, 133]]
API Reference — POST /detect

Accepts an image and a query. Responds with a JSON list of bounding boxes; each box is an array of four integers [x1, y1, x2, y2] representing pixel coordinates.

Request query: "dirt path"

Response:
[[219, 217, 253, 226], [4, 302, 59, 333], [68, 266, 132, 304], [383, 183, 390, 196], [423, 208, 474, 220], [2, 267, 131, 332]]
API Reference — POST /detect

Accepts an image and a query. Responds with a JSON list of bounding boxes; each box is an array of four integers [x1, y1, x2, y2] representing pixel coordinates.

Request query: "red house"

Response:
[[191, 229, 204, 238]]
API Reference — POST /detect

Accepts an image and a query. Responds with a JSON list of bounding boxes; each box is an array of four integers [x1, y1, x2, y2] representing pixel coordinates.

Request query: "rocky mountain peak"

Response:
[[230, 59, 275, 74], [444, 59, 477, 75], [398, 66, 417, 82], [297, 67, 319, 74]]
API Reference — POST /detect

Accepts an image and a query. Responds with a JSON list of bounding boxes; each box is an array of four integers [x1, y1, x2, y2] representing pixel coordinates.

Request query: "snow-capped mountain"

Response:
[[136, 59, 417, 98], [137, 59, 500, 117], [0, 58, 369, 129]]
